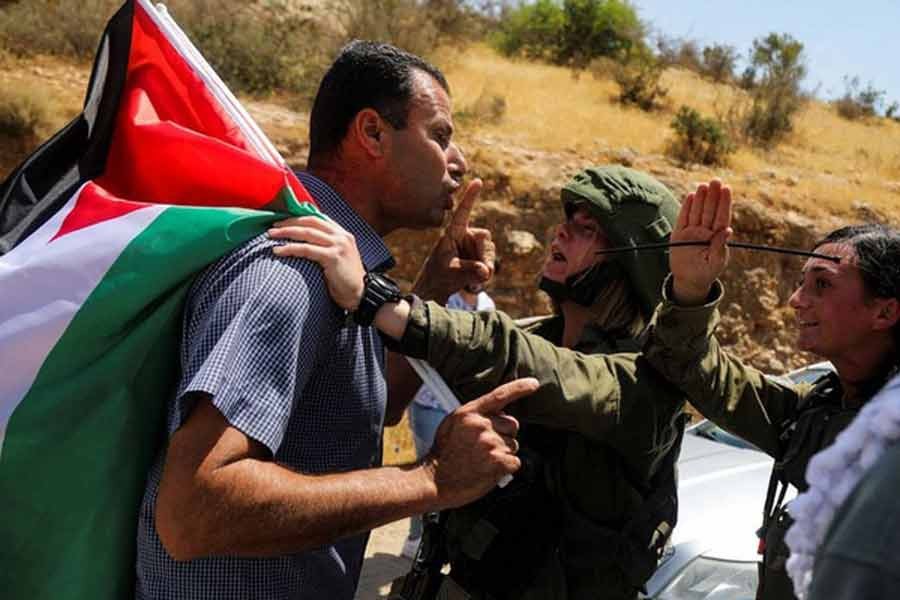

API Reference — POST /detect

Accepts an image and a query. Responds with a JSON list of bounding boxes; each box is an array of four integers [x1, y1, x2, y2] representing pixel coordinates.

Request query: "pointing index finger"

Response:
[[466, 377, 539, 415], [449, 178, 483, 242]]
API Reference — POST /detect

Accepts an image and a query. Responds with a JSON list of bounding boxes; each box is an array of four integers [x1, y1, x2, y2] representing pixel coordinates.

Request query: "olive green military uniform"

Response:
[[643, 277, 897, 600], [396, 301, 686, 600]]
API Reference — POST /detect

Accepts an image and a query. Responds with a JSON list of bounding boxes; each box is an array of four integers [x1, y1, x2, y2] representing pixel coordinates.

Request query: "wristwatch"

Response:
[[352, 271, 402, 326]]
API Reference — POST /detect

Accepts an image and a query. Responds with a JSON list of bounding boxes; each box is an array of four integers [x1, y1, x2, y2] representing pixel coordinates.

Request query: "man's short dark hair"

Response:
[[308, 40, 449, 166]]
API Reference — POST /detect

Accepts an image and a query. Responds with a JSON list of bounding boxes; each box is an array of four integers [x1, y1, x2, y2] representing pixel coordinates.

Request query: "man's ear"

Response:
[[873, 297, 900, 331], [350, 108, 386, 158]]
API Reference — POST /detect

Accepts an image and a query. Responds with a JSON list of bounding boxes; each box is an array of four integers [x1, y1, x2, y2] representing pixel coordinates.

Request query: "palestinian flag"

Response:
[[0, 1, 321, 597]]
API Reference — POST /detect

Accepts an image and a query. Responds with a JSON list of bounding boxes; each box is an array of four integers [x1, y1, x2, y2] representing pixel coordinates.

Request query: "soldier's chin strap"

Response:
[[595, 241, 841, 262], [538, 261, 625, 307]]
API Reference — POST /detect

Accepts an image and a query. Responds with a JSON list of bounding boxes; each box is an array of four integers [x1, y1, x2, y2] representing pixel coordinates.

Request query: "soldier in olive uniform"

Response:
[[274, 166, 690, 599], [641, 181, 900, 600]]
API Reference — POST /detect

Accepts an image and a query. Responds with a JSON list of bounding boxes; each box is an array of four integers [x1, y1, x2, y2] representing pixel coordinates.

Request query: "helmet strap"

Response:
[[538, 261, 620, 307]]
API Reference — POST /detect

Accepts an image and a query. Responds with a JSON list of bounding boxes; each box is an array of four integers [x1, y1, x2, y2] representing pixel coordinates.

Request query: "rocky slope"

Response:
[[0, 54, 887, 377]]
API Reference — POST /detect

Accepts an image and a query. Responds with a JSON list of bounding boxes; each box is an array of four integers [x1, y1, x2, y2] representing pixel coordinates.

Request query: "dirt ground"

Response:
[[355, 518, 414, 599]]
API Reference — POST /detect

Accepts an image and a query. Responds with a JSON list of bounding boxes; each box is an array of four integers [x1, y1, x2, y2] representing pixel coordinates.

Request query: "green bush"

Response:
[[492, 0, 566, 61], [887, 102, 899, 121], [655, 35, 701, 71], [559, 0, 645, 66], [741, 33, 807, 146], [668, 105, 734, 166], [700, 43, 737, 83], [738, 65, 756, 90], [833, 75, 885, 120], [655, 37, 735, 83], [493, 0, 646, 66], [613, 52, 667, 111]]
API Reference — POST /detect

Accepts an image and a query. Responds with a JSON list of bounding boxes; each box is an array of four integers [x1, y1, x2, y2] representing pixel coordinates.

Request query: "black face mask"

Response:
[[538, 260, 624, 307]]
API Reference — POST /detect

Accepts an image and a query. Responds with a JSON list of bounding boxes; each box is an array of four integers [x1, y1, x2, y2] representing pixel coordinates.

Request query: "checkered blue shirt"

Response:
[[135, 172, 394, 600]]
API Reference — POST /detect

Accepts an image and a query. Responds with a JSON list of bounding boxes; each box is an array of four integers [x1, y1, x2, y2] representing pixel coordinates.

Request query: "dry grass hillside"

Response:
[[3, 42, 899, 463]]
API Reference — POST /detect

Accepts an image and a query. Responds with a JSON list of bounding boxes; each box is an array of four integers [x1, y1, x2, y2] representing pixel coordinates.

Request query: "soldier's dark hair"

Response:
[[308, 40, 449, 168], [816, 223, 900, 349]]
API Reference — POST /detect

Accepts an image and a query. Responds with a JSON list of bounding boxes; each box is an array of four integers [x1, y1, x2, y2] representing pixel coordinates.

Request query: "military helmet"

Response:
[[559, 165, 680, 319]]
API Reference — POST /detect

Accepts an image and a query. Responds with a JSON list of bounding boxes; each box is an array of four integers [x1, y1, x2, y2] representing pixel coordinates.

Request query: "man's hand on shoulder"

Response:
[[413, 178, 495, 303], [269, 215, 366, 311]]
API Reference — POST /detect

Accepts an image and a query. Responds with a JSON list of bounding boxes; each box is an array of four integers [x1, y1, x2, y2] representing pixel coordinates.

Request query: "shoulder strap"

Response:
[[757, 372, 840, 553], [756, 463, 789, 555]]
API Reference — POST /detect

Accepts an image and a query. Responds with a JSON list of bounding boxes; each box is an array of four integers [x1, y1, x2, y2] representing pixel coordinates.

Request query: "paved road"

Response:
[[355, 518, 414, 599]]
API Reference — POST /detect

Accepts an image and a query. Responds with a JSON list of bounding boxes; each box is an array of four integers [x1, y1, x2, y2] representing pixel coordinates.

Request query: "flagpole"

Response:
[[141, 1, 508, 488], [141, 0, 285, 168]]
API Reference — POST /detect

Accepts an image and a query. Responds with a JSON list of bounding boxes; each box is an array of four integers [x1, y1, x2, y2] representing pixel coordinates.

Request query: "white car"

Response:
[[642, 362, 834, 600]]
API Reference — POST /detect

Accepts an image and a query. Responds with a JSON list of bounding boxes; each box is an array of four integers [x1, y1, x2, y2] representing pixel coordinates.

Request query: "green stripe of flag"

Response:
[[0, 201, 316, 599]]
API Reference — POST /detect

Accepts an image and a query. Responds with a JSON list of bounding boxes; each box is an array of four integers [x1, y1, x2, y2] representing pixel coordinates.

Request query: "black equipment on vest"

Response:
[[755, 372, 852, 600], [388, 512, 448, 600], [395, 413, 689, 599]]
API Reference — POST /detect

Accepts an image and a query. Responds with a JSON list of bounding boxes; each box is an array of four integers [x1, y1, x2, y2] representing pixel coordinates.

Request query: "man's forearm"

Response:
[[373, 297, 412, 340], [157, 381, 529, 561], [157, 453, 438, 560]]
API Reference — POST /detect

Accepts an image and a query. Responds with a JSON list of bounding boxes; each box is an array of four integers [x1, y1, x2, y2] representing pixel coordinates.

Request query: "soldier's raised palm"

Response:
[[670, 180, 733, 305]]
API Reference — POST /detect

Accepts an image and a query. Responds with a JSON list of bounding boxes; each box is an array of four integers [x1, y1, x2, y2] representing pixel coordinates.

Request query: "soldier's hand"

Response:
[[424, 378, 537, 509], [269, 216, 365, 311], [412, 179, 495, 303], [670, 180, 733, 305]]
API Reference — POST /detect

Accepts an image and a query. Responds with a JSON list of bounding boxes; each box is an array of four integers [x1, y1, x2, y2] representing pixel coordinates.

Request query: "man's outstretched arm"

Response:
[[155, 378, 534, 560], [269, 218, 663, 441]]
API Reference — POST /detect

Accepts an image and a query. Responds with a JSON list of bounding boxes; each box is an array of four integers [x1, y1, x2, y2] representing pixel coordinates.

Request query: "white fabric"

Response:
[[0, 186, 162, 455], [785, 372, 900, 599], [412, 291, 494, 412], [446, 290, 495, 312]]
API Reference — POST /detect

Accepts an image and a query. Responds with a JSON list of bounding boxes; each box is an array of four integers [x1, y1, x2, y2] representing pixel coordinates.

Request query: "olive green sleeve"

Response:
[[643, 276, 806, 457], [400, 300, 680, 446]]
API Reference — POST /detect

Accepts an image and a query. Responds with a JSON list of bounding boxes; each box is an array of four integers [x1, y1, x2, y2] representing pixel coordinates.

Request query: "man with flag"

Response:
[[0, 2, 528, 599], [138, 39, 531, 600]]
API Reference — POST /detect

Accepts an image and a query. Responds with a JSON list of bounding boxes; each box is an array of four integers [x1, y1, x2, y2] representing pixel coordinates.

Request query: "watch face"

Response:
[[353, 272, 402, 326], [370, 272, 401, 299]]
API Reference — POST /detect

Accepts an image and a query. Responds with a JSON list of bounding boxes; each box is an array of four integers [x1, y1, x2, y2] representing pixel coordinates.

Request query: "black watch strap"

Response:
[[352, 271, 402, 326]]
